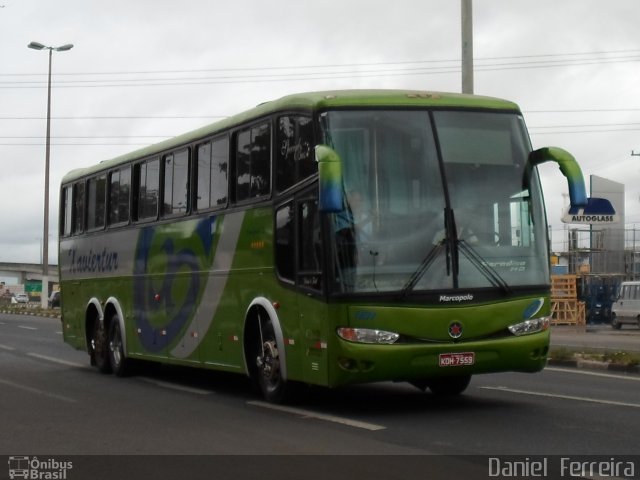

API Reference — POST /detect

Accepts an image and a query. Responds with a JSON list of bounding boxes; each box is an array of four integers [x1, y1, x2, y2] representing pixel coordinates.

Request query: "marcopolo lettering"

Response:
[[439, 293, 474, 303]]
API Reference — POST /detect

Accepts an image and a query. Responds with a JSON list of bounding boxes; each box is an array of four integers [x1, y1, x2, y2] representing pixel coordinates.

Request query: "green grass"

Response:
[[549, 346, 640, 367]]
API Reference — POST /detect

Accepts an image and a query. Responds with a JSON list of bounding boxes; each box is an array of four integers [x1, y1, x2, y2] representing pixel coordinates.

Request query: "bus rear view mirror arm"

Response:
[[528, 147, 617, 223]]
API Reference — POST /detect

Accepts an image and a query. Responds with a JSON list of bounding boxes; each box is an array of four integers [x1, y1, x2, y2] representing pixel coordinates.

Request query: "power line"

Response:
[[3, 121, 640, 142], [0, 135, 171, 139], [0, 142, 152, 147], [0, 115, 225, 120], [3, 127, 638, 145], [530, 122, 640, 130], [531, 128, 640, 135], [2, 51, 639, 89], [3, 48, 639, 77], [525, 108, 640, 114], [5, 110, 640, 121]]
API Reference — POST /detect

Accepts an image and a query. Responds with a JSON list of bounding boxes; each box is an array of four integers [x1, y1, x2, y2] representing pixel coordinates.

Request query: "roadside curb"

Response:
[[548, 358, 640, 375], [0, 308, 61, 319]]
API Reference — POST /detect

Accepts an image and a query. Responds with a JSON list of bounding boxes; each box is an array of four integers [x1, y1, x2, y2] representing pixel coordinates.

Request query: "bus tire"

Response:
[[91, 317, 112, 374], [108, 315, 129, 377], [428, 375, 471, 396], [255, 317, 288, 403]]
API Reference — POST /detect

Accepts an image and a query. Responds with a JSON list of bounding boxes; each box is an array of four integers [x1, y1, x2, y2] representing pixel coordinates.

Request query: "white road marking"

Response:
[[0, 344, 16, 351], [0, 377, 77, 403], [247, 400, 387, 431], [18, 325, 37, 331], [545, 366, 640, 382], [27, 353, 85, 368], [480, 386, 640, 409], [138, 377, 212, 395]]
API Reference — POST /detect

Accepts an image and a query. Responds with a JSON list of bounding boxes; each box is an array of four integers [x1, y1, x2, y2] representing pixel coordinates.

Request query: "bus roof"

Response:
[[61, 89, 521, 184]]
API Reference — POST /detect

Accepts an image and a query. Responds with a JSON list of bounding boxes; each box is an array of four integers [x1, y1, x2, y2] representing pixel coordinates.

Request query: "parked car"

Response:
[[14, 293, 29, 303], [48, 290, 60, 308], [610, 281, 640, 329]]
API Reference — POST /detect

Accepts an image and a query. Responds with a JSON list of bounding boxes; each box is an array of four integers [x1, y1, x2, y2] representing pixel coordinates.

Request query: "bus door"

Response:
[[295, 194, 330, 386], [275, 190, 329, 386]]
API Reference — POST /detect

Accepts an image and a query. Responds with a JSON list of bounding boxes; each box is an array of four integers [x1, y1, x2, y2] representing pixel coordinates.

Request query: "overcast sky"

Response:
[[1, 0, 639, 267]]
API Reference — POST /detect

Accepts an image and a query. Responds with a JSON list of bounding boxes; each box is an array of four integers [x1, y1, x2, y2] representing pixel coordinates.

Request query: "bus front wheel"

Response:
[[255, 318, 288, 403], [427, 375, 471, 396]]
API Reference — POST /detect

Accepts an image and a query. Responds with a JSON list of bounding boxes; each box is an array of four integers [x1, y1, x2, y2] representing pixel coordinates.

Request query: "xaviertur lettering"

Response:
[[67, 247, 119, 274]]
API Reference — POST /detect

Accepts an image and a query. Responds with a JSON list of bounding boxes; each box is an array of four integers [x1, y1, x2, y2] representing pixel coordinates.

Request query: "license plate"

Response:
[[439, 352, 475, 367]]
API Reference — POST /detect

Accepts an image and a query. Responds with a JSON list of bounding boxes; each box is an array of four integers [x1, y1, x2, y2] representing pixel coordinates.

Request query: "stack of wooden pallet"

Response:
[[550, 275, 585, 325]]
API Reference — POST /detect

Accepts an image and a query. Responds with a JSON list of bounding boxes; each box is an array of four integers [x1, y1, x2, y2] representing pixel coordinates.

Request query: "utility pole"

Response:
[[461, 0, 474, 94]]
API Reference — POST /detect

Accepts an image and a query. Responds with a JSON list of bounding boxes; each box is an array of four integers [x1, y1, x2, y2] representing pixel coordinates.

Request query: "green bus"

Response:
[[58, 89, 597, 402]]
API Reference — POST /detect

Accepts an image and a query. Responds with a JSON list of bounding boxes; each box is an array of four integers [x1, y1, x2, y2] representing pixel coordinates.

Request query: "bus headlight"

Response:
[[508, 317, 550, 336], [337, 327, 400, 344]]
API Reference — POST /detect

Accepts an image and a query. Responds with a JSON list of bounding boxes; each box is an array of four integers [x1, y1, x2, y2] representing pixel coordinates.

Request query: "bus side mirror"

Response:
[[315, 145, 344, 213], [528, 147, 617, 224]]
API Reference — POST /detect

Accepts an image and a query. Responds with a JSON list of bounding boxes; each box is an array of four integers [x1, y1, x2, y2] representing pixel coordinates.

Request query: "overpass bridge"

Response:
[[0, 262, 59, 285]]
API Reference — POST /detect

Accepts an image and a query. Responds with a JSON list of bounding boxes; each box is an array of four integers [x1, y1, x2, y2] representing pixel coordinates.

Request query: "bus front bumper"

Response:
[[329, 329, 550, 387]]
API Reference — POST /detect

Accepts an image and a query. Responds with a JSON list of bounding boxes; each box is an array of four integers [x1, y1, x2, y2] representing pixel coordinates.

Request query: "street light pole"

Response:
[[28, 41, 73, 309], [461, 0, 474, 94]]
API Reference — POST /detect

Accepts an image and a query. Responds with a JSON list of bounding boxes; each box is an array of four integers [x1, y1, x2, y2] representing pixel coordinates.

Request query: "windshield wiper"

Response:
[[399, 207, 512, 297], [457, 239, 512, 294], [445, 205, 511, 294], [399, 207, 456, 298], [399, 239, 446, 299]]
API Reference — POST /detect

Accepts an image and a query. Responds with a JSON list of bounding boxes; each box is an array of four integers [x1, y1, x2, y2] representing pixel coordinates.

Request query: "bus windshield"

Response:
[[322, 109, 549, 294]]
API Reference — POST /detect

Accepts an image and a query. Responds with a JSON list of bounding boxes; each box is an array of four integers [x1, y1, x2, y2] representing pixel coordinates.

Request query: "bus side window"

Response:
[[275, 198, 323, 291], [61, 186, 72, 237], [108, 166, 131, 226], [275, 202, 294, 282], [297, 198, 322, 291], [234, 122, 271, 203], [87, 174, 107, 231], [196, 136, 229, 210], [134, 158, 160, 221], [163, 149, 189, 217], [72, 182, 85, 234], [276, 115, 315, 193]]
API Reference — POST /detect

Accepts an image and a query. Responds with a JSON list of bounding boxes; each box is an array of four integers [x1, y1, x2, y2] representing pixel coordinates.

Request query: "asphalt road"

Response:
[[1, 313, 639, 479]]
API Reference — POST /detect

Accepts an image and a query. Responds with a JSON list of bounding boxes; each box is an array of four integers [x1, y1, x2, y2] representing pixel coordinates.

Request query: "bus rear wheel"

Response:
[[91, 318, 111, 374], [108, 315, 130, 377], [427, 375, 471, 396]]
